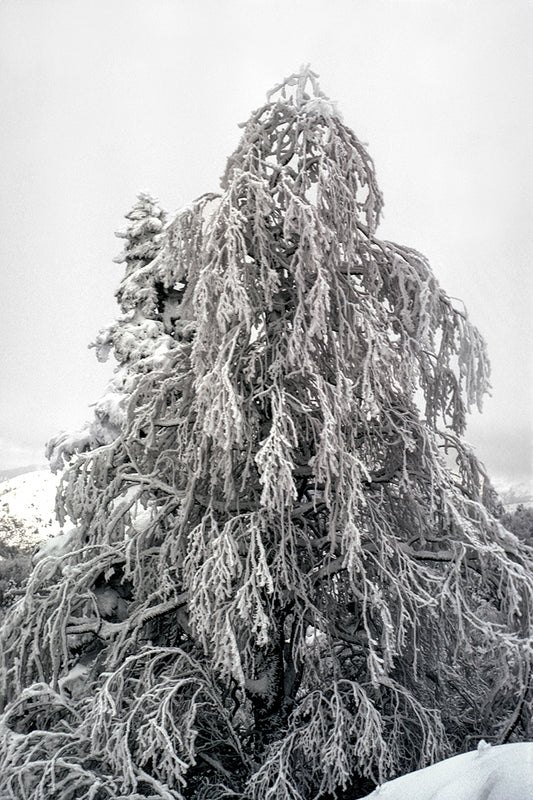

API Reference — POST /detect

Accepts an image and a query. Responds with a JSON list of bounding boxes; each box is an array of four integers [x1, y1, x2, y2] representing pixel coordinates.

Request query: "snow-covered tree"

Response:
[[113, 191, 167, 315], [2, 68, 533, 800], [46, 193, 173, 472]]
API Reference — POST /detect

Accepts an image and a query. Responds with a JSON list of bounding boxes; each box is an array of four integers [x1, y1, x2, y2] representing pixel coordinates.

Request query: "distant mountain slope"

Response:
[[494, 479, 533, 507], [0, 469, 63, 552], [0, 464, 48, 483]]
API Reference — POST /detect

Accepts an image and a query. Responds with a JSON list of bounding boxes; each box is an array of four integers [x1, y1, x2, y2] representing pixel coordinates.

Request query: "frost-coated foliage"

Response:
[[46, 193, 171, 473], [502, 504, 533, 545], [2, 69, 533, 800]]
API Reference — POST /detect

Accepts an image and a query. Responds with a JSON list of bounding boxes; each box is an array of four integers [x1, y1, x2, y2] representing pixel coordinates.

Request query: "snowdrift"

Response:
[[360, 741, 533, 799]]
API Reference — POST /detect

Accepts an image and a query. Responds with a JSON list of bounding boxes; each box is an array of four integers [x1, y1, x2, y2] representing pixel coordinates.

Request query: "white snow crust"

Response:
[[359, 741, 533, 800]]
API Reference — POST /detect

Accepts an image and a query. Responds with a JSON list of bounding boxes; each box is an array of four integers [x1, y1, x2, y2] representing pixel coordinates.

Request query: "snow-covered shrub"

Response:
[[0, 533, 33, 623], [501, 504, 533, 544]]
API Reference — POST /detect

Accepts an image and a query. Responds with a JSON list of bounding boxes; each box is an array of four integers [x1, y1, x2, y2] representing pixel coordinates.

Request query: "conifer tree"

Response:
[[46, 193, 171, 472], [113, 191, 167, 316], [1, 69, 533, 800]]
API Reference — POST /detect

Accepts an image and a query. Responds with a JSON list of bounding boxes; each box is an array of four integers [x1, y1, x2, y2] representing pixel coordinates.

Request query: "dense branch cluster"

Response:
[[1, 69, 532, 800]]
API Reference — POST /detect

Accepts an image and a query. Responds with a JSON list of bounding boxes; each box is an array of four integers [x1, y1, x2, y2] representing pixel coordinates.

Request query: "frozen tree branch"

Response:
[[1, 67, 532, 800]]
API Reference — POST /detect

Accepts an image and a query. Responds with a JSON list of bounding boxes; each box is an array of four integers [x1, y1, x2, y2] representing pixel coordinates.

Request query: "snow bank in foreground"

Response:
[[360, 741, 533, 799]]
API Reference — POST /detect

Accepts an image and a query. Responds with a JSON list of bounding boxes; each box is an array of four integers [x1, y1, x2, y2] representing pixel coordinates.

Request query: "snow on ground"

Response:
[[0, 469, 63, 551], [359, 741, 533, 799]]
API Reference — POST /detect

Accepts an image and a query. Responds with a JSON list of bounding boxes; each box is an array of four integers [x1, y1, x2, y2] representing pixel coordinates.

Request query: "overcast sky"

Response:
[[0, 0, 531, 488]]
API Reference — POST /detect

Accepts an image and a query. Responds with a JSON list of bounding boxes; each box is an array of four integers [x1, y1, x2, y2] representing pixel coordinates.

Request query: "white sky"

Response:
[[0, 0, 531, 487]]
